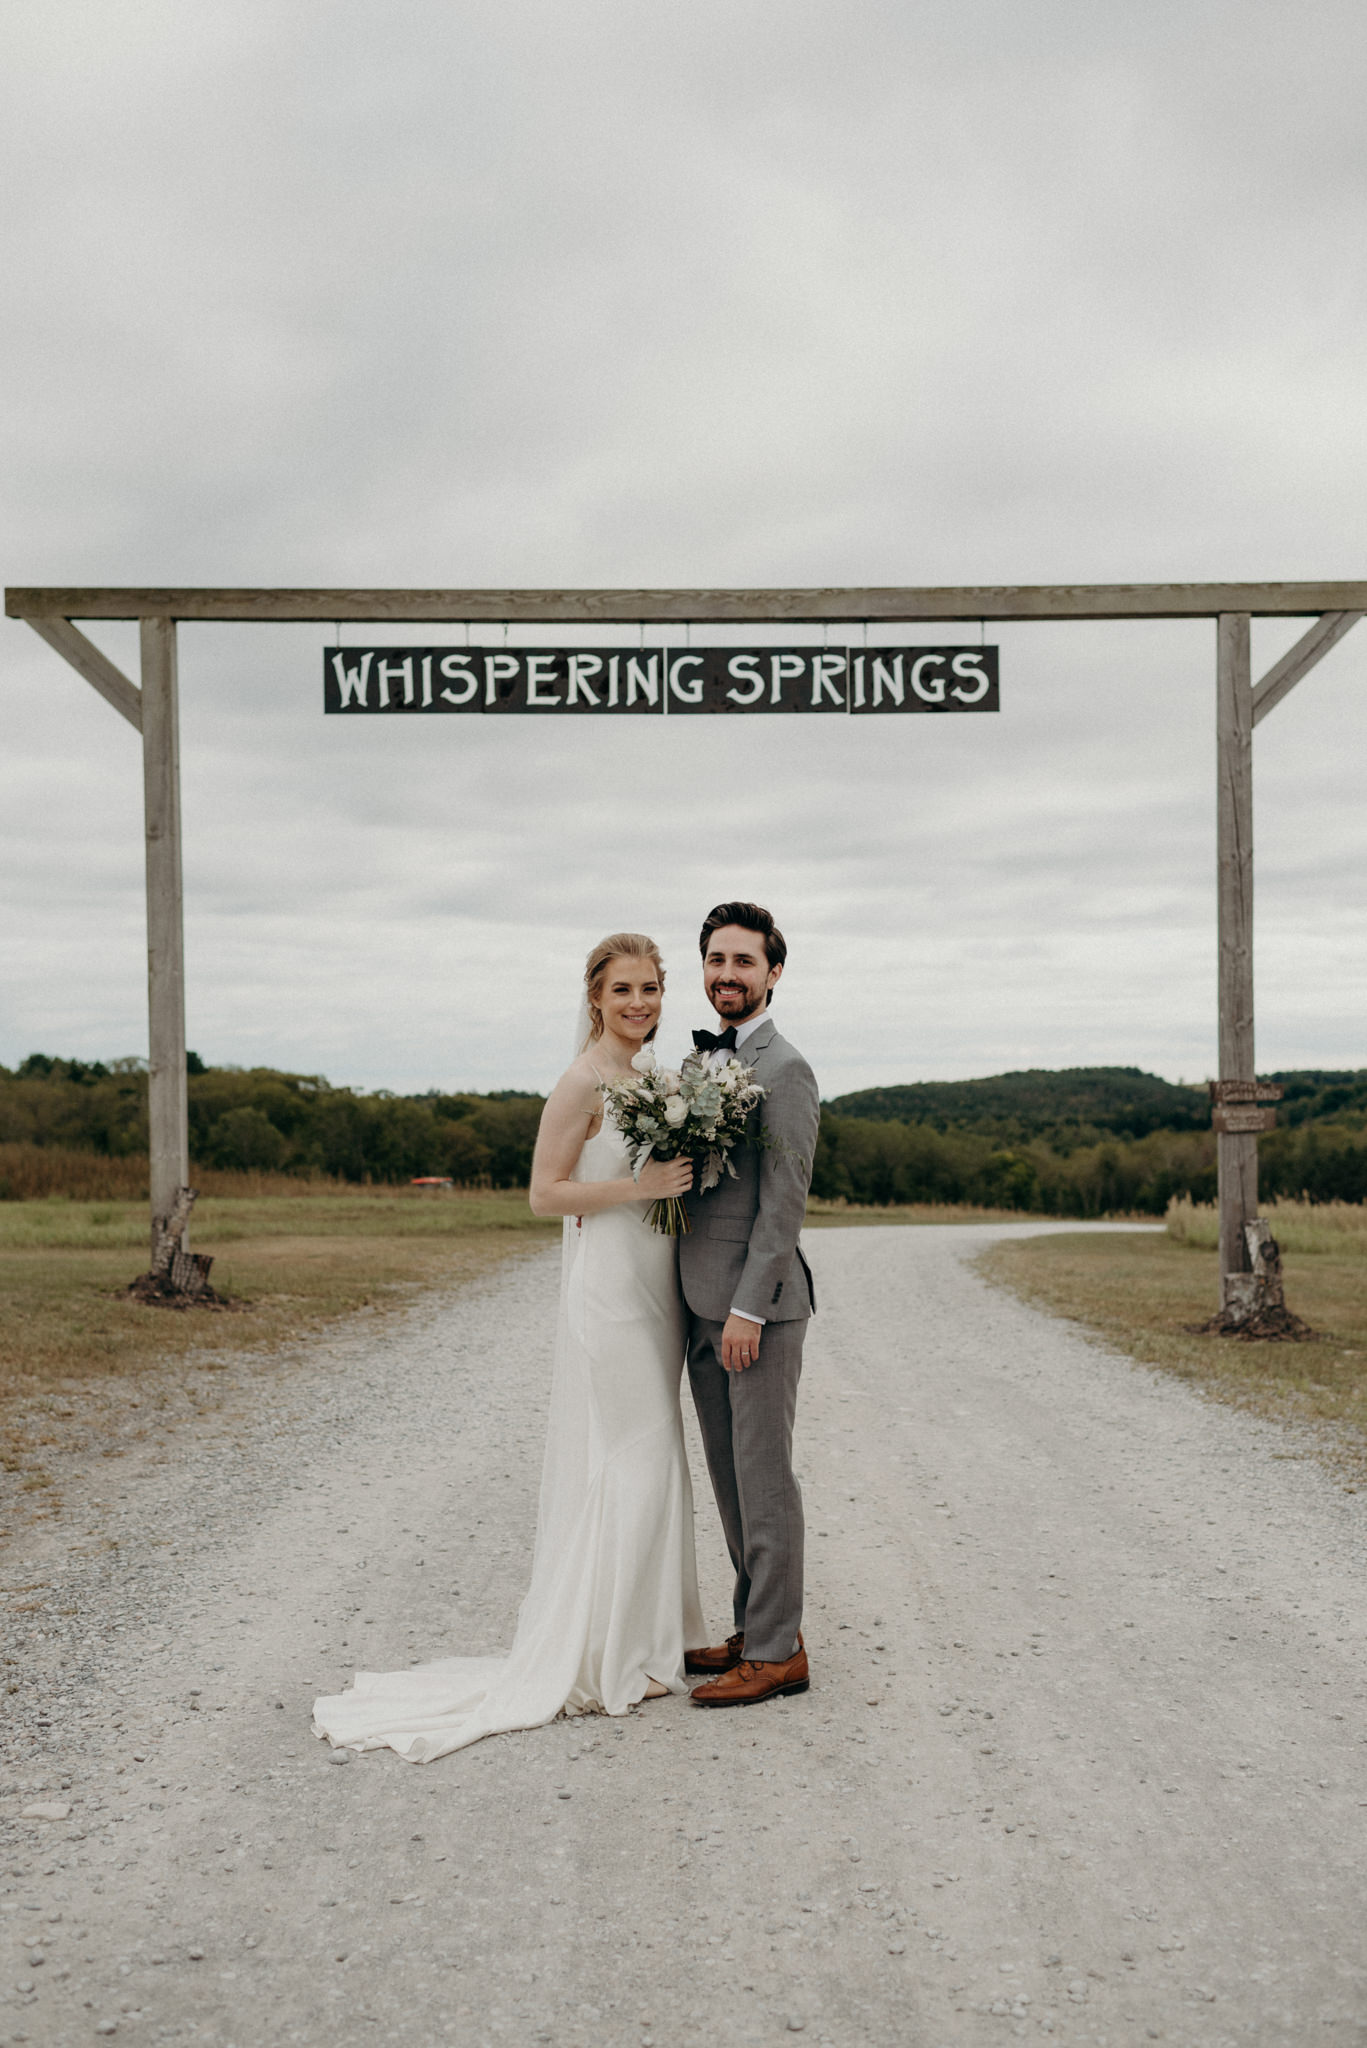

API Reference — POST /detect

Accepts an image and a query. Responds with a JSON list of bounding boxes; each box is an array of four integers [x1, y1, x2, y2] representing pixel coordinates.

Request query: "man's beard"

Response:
[[708, 980, 764, 1020]]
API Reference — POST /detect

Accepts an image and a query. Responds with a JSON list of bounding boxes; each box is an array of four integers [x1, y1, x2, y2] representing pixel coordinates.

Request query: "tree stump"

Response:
[[127, 1186, 224, 1307], [1202, 1219, 1315, 1341]]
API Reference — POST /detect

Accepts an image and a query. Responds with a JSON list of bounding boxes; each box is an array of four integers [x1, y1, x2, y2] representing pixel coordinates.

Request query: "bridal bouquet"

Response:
[[601, 1047, 765, 1235]]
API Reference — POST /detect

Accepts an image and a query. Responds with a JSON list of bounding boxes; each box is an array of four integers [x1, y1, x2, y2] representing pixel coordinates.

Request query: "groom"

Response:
[[680, 901, 820, 1707]]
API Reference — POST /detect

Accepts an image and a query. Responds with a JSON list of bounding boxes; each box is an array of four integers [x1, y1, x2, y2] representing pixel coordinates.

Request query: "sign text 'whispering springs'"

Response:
[[323, 645, 999, 716]]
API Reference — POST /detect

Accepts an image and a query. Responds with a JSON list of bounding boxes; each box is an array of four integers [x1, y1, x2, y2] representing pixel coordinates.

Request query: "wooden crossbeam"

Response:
[[1251, 610, 1363, 726], [24, 616, 142, 730], [10, 580, 1367, 624]]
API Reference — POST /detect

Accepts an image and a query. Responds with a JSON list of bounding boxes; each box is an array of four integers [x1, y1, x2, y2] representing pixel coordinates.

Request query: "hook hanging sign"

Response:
[[323, 644, 999, 715]]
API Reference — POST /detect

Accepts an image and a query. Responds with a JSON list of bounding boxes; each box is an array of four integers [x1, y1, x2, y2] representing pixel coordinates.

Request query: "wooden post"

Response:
[[1216, 613, 1257, 1307], [140, 616, 189, 1263]]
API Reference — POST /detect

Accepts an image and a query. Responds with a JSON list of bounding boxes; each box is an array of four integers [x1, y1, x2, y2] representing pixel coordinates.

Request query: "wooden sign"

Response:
[[1208, 1079, 1284, 1103], [1212, 1104, 1278, 1134], [322, 645, 1000, 716]]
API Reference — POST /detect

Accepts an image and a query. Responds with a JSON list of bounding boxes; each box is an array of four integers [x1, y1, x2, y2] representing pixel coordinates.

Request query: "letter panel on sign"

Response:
[[666, 648, 850, 713], [323, 646, 1000, 713], [849, 647, 998, 713], [323, 649, 665, 714]]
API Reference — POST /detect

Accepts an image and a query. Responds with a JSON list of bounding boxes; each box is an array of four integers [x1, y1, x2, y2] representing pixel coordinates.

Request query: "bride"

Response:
[[312, 932, 706, 1762]]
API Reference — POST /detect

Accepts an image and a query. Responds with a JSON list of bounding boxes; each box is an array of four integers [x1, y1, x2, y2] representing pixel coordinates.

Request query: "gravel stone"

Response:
[[1, 1226, 1364, 2047]]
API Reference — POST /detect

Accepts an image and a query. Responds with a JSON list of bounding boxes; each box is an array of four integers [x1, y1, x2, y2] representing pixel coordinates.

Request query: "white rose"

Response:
[[630, 1048, 657, 1074], [663, 1097, 688, 1127]]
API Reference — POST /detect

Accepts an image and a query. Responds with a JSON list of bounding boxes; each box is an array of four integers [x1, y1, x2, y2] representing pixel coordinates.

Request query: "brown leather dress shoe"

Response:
[[690, 1642, 809, 1707], [684, 1631, 745, 1676]]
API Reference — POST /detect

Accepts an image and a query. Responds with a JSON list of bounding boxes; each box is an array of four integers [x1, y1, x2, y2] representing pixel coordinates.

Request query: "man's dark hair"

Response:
[[698, 901, 787, 1006]]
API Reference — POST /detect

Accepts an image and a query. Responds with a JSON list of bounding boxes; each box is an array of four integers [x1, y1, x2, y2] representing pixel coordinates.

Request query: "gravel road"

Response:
[[3, 1223, 1365, 2048]]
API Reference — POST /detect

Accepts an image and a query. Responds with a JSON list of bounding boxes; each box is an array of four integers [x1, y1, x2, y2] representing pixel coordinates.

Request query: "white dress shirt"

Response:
[[705, 1008, 776, 1327]]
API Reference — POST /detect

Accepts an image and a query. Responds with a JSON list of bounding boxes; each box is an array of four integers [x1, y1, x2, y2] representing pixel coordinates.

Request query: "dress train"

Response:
[[312, 1123, 705, 1762]]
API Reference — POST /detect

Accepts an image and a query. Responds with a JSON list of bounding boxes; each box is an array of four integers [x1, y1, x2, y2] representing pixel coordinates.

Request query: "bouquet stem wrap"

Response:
[[645, 1194, 692, 1236]]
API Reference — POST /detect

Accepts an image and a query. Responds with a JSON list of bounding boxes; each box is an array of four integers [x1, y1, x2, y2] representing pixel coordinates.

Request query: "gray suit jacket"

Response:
[[678, 1016, 819, 1325]]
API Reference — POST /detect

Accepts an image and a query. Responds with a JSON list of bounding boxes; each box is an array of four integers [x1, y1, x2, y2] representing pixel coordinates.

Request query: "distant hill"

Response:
[[825, 1065, 1367, 1143], [1269, 1070, 1367, 1128]]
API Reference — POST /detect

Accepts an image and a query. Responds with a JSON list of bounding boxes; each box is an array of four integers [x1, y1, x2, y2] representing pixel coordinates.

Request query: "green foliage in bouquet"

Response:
[[601, 1050, 764, 1234]]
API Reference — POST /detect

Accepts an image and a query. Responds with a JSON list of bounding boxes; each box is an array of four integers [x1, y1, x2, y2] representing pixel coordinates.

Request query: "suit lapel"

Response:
[[739, 1017, 778, 1070], [740, 1021, 780, 1145]]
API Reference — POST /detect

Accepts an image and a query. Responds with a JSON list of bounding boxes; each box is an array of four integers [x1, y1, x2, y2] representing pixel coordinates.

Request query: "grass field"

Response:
[[978, 1201, 1367, 1472], [1, 1188, 1038, 1393], [0, 1188, 1049, 1494], [13, 1182, 1358, 1511], [0, 1187, 557, 1382], [0, 1189, 557, 1496]]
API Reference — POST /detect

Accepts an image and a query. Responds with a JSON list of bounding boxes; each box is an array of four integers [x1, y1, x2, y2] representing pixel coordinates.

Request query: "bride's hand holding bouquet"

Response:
[[602, 1046, 766, 1235], [633, 1152, 695, 1206]]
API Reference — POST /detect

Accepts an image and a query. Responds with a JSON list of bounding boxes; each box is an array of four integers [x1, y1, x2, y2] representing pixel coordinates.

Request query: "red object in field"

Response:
[[410, 1176, 454, 1188]]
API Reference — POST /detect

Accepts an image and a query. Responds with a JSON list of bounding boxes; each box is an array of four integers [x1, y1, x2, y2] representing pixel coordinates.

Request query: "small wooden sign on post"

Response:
[[1212, 1104, 1277, 1134], [1208, 1079, 1282, 1136]]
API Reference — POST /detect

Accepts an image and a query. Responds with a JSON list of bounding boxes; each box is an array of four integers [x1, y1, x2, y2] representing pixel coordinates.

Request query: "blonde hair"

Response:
[[583, 932, 665, 1046]]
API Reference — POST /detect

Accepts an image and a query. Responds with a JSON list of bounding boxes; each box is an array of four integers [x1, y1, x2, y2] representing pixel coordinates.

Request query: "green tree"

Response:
[[206, 1106, 288, 1171]]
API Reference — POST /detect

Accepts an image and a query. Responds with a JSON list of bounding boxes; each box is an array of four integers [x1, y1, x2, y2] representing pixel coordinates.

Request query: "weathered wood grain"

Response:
[[149, 1185, 196, 1278], [1216, 614, 1259, 1301], [24, 617, 142, 729], [1251, 609, 1363, 725], [140, 617, 190, 1264], [10, 581, 1367, 623]]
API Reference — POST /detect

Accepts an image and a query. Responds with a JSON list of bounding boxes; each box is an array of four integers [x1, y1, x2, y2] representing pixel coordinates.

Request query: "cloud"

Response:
[[3, 0, 1365, 1096]]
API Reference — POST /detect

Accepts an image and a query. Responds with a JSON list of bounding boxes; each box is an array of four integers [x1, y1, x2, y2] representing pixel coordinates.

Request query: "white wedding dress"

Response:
[[312, 1116, 706, 1762]]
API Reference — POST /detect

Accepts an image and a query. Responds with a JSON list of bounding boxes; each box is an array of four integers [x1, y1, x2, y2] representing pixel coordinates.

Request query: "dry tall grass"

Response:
[[1166, 1195, 1367, 1255], [0, 1144, 148, 1201], [0, 1141, 378, 1202]]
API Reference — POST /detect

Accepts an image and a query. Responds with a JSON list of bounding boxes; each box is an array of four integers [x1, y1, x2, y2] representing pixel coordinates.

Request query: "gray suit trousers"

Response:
[[686, 1312, 805, 1663]]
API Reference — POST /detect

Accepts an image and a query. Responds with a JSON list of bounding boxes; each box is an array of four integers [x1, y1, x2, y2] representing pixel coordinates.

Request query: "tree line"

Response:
[[812, 1115, 1367, 1213], [1, 1055, 542, 1190], [2, 1054, 1364, 1212], [819, 1062, 1367, 1210]]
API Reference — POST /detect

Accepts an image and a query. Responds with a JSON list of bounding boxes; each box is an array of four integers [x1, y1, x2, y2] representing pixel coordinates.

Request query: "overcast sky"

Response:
[[3, 0, 1365, 1099]]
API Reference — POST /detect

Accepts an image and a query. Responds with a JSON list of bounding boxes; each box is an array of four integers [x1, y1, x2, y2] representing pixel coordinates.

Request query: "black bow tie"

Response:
[[692, 1026, 738, 1054]]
